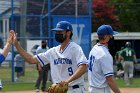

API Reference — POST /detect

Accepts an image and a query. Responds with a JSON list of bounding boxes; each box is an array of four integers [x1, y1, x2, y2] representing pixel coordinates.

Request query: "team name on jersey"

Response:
[[54, 58, 72, 65]]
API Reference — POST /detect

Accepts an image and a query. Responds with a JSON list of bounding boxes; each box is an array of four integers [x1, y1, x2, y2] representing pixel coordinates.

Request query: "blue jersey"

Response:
[[0, 54, 5, 64]]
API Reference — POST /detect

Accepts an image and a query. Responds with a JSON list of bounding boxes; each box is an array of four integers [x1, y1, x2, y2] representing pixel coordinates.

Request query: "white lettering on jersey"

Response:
[[126, 50, 132, 56], [72, 24, 85, 45]]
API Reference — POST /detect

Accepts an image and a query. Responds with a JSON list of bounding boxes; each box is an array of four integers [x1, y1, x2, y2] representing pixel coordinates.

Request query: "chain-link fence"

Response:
[[0, 0, 91, 84]]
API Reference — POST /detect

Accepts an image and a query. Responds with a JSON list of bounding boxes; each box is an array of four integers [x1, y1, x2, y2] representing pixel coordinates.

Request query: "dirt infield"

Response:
[[112, 88, 140, 93], [1, 88, 140, 93]]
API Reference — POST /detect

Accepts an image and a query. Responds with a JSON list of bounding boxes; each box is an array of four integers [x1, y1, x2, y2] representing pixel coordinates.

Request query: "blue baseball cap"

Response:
[[97, 25, 118, 35], [51, 21, 73, 32]]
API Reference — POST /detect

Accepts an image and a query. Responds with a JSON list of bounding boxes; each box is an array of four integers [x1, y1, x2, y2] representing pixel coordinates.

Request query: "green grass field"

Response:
[[2, 82, 52, 92], [1, 65, 140, 92], [1, 78, 140, 92], [116, 78, 140, 88], [0, 64, 38, 82], [0, 65, 52, 92]]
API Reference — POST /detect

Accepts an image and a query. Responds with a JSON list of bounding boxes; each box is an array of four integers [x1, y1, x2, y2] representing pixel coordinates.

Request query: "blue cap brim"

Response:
[[113, 31, 119, 35], [51, 28, 64, 31]]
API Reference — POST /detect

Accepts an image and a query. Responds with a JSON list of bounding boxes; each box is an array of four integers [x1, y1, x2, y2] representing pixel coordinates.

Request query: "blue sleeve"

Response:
[[0, 54, 5, 64]]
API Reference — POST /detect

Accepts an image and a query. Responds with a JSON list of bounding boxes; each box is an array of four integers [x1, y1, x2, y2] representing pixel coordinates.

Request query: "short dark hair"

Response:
[[70, 32, 73, 39], [98, 35, 106, 41], [41, 40, 47, 44]]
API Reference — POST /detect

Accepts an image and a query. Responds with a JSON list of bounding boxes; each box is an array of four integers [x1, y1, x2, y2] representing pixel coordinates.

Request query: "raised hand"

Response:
[[12, 30, 18, 45], [1, 30, 15, 58], [6, 30, 14, 45]]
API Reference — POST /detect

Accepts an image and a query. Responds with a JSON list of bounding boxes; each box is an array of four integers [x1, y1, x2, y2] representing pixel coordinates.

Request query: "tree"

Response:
[[92, 0, 121, 32], [110, 0, 140, 32]]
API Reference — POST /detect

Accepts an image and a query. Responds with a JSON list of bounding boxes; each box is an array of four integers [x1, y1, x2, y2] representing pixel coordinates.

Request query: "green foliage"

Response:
[[93, 0, 140, 32], [92, 0, 121, 32], [109, 0, 140, 32]]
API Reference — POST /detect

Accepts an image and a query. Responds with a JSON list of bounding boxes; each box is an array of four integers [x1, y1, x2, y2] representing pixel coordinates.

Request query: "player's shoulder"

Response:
[[130, 48, 135, 51], [64, 42, 83, 53], [70, 41, 80, 47], [49, 46, 58, 51], [94, 43, 107, 51], [97, 44, 108, 55], [122, 47, 132, 52], [46, 45, 61, 53], [70, 42, 82, 50]]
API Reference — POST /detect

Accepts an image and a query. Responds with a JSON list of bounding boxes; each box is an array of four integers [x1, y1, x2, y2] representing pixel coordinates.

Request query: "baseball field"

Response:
[[1, 46, 140, 93], [1, 64, 140, 93], [1, 87, 140, 93], [1, 79, 140, 93]]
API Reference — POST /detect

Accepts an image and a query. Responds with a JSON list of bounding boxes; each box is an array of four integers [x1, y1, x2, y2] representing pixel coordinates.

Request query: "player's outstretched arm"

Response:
[[13, 32, 38, 64], [1, 31, 14, 57], [0, 31, 14, 63], [118, 55, 124, 62]]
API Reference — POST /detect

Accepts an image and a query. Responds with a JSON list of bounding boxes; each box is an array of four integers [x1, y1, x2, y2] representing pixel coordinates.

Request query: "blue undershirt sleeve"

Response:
[[0, 53, 5, 64]]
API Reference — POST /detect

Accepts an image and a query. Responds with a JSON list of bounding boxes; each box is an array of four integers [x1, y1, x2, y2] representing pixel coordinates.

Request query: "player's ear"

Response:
[[101, 35, 107, 40], [67, 31, 72, 39]]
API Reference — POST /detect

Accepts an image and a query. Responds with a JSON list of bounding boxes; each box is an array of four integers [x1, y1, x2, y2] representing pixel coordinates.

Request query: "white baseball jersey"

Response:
[[88, 43, 114, 88], [35, 41, 87, 86]]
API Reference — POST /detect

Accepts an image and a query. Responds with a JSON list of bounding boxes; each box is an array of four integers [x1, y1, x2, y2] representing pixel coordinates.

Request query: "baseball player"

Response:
[[35, 40, 50, 92], [0, 31, 14, 91], [13, 21, 88, 93], [119, 41, 137, 86], [0, 31, 13, 64], [88, 25, 121, 93], [115, 47, 124, 79], [0, 80, 2, 91]]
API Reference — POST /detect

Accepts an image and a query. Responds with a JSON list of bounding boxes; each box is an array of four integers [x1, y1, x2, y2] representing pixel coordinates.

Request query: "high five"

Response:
[[12, 21, 88, 93]]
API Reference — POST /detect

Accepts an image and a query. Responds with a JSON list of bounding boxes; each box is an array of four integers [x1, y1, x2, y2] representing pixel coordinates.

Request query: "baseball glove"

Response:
[[47, 81, 68, 93]]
